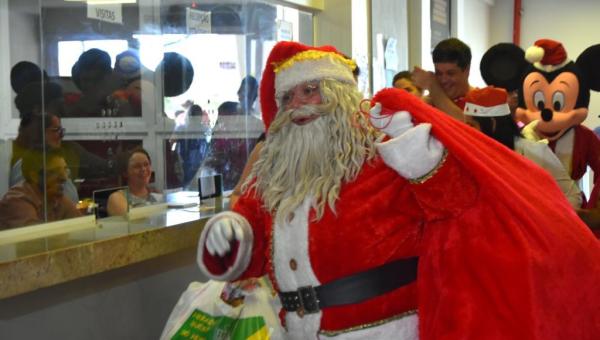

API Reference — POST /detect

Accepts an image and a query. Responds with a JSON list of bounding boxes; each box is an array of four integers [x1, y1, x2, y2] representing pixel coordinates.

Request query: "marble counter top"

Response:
[[0, 200, 221, 299]]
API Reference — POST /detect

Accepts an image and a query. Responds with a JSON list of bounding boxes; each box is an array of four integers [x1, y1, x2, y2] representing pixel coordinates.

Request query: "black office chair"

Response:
[[92, 186, 128, 218]]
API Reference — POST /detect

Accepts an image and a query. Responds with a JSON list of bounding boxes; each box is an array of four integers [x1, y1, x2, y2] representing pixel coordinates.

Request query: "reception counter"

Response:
[[0, 195, 223, 339]]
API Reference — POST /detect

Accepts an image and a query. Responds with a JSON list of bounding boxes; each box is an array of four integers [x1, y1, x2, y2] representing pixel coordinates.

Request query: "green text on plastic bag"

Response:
[[171, 308, 269, 340]]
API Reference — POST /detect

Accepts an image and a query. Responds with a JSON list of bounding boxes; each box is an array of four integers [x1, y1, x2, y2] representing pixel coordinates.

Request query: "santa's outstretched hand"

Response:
[[197, 212, 254, 280], [205, 217, 245, 256], [369, 101, 446, 180]]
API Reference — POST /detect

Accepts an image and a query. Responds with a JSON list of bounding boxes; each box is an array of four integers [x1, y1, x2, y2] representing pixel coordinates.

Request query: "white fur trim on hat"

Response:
[[532, 60, 570, 73], [464, 102, 510, 117], [525, 45, 570, 73], [525, 45, 544, 64], [274, 55, 356, 98]]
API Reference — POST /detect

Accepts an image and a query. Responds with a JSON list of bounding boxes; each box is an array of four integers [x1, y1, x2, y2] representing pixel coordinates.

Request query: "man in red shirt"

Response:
[[412, 38, 474, 120]]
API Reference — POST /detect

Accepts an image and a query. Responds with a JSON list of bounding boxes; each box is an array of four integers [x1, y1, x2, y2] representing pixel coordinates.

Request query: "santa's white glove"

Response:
[[369, 103, 415, 138], [205, 217, 245, 257], [377, 116, 445, 180]]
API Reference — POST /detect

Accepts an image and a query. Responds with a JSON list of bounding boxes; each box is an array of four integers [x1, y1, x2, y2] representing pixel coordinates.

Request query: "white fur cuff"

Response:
[[377, 123, 445, 180], [197, 211, 254, 281]]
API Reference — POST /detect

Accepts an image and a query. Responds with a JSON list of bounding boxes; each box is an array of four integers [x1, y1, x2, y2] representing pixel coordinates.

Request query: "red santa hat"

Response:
[[463, 86, 510, 117], [525, 39, 570, 72], [259, 41, 356, 130]]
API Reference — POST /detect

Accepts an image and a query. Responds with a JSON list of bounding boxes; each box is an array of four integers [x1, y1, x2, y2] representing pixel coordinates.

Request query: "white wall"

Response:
[[314, 0, 352, 55], [455, 0, 491, 88], [488, 0, 513, 44]]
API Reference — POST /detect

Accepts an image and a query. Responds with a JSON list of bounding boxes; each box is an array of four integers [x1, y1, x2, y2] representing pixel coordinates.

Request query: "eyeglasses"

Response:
[[48, 126, 65, 137], [45, 166, 70, 178], [280, 81, 321, 108]]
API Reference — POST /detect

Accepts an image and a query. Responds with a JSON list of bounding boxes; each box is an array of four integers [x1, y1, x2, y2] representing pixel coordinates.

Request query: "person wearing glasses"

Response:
[[0, 149, 81, 230], [11, 81, 114, 203], [10, 111, 80, 203]]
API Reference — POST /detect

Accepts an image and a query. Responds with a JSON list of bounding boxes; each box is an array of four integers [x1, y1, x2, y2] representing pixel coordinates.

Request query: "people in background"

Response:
[[238, 75, 259, 116], [392, 71, 424, 98], [11, 81, 64, 168], [463, 86, 582, 209], [65, 48, 121, 117], [200, 76, 263, 191], [0, 149, 81, 229], [107, 147, 162, 216], [11, 81, 114, 203], [111, 48, 147, 117], [173, 103, 211, 188], [412, 38, 474, 120], [229, 132, 265, 207], [10, 112, 79, 203]]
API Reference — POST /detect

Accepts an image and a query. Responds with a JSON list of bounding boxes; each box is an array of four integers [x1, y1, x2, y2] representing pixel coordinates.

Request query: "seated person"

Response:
[[11, 81, 63, 167], [11, 111, 79, 203], [107, 147, 162, 216], [11, 81, 114, 203], [0, 149, 81, 229], [463, 87, 582, 209]]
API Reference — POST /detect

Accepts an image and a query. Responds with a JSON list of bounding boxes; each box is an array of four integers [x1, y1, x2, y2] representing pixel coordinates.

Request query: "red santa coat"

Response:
[[200, 88, 600, 339]]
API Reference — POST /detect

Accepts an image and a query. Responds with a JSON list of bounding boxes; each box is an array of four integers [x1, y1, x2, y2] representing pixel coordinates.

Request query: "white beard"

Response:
[[247, 80, 377, 224]]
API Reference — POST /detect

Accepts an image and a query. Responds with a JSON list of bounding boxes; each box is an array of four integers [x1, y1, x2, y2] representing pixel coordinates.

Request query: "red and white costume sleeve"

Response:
[[198, 89, 600, 339], [568, 125, 600, 207]]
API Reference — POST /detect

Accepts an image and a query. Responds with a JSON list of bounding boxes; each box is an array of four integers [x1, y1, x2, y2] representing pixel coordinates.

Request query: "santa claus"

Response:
[[197, 41, 600, 339]]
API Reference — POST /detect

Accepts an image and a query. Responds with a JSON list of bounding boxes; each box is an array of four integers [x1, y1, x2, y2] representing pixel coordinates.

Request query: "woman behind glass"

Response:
[[107, 147, 162, 216]]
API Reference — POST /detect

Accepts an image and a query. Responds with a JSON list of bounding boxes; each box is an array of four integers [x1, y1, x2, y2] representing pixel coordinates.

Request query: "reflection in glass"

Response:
[[1, 0, 313, 237]]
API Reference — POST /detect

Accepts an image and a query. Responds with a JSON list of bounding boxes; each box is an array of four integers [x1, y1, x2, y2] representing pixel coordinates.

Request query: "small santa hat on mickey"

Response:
[[525, 39, 570, 72], [115, 49, 142, 80], [259, 41, 356, 130], [463, 86, 510, 117]]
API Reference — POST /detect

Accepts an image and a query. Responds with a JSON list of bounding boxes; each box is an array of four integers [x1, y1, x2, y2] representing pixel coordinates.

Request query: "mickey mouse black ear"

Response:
[[157, 52, 195, 97], [576, 44, 600, 92], [10, 61, 47, 94], [480, 43, 527, 92]]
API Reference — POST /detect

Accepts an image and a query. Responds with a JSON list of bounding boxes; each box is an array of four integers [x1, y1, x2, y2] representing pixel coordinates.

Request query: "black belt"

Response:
[[278, 256, 418, 315]]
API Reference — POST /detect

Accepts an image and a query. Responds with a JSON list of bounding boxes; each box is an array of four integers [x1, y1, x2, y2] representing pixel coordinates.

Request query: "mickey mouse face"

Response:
[[516, 71, 587, 141], [481, 41, 600, 142]]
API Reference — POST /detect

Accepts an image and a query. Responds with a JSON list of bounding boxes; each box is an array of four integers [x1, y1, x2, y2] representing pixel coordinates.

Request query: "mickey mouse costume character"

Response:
[[463, 86, 582, 208], [197, 41, 600, 339], [481, 39, 600, 230]]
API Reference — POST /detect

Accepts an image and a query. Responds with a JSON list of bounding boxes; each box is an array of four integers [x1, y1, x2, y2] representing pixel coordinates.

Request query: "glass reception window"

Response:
[[0, 0, 314, 233]]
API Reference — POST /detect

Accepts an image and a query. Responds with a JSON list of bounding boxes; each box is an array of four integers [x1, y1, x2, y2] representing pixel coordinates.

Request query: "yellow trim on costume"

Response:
[[319, 309, 418, 336], [408, 149, 449, 184], [273, 50, 356, 74]]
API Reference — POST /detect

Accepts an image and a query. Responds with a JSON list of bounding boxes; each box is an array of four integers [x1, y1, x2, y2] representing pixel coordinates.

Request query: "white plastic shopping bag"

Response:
[[160, 278, 283, 340]]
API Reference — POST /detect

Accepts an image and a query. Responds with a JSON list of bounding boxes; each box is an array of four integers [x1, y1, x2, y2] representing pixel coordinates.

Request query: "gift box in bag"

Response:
[[160, 279, 283, 340]]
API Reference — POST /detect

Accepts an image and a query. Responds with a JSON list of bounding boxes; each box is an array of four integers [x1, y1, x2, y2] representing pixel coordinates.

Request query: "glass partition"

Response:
[[0, 0, 314, 233]]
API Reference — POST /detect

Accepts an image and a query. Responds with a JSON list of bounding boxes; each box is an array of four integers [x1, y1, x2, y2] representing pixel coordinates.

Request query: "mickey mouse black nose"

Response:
[[541, 108, 553, 122]]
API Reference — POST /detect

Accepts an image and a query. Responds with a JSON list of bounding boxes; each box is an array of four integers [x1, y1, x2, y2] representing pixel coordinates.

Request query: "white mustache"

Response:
[[269, 104, 326, 134]]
